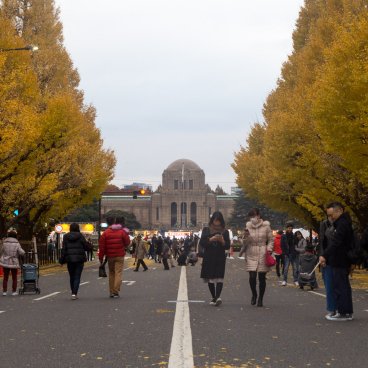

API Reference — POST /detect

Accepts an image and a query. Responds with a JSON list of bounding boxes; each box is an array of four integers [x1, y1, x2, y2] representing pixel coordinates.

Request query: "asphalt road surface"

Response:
[[1, 256, 367, 368]]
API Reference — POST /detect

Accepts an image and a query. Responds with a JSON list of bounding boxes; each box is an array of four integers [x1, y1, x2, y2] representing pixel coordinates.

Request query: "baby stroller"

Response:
[[298, 256, 319, 290]]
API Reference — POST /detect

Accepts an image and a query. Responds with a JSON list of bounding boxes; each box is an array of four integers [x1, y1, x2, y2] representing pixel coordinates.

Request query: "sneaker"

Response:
[[325, 311, 336, 319], [143, 268, 148, 272], [326, 313, 351, 321], [294, 281, 299, 286], [281, 281, 287, 286], [209, 298, 216, 306], [71, 294, 77, 300], [133, 269, 138, 272], [12, 292, 18, 296], [2, 292, 7, 296], [112, 293, 120, 298], [215, 298, 222, 307]]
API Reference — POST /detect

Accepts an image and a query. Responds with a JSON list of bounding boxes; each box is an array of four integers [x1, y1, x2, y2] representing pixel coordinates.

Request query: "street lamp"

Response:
[[0, 45, 39, 52]]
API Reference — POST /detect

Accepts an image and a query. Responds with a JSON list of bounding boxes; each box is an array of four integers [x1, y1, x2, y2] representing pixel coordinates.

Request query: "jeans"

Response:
[[275, 254, 284, 278], [283, 255, 299, 282], [332, 267, 353, 315], [322, 265, 337, 313], [67, 262, 84, 295], [107, 257, 124, 295]]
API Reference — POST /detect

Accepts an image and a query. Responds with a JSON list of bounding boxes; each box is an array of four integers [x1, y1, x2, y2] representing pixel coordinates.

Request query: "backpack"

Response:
[[347, 232, 363, 265]]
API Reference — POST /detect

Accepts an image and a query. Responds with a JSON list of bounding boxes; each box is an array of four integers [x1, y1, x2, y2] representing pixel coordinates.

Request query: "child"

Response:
[[298, 243, 318, 290]]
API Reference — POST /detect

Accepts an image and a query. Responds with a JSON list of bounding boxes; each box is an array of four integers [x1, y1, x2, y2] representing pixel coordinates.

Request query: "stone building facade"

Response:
[[101, 159, 236, 230]]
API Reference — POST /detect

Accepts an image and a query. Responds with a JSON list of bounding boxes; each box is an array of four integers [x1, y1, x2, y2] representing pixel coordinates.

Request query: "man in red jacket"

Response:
[[99, 217, 131, 298]]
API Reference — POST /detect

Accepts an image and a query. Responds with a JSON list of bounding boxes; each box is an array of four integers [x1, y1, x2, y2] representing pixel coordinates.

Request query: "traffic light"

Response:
[[133, 191, 138, 199]]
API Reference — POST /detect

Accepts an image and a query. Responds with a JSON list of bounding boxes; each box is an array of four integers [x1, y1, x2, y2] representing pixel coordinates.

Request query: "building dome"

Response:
[[166, 159, 202, 171]]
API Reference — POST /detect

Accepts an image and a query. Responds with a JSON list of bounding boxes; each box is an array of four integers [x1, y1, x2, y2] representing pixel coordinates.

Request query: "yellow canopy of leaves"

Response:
[[233, 0, 368, 229], [0, 5, 115, 235]]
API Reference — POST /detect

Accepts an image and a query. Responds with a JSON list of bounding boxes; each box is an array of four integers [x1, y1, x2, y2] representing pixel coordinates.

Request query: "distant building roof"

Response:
[[166, 159, 202, 171]]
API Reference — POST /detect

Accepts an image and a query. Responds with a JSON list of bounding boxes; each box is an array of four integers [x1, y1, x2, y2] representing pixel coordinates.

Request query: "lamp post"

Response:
[[0, 45, 39, 52]]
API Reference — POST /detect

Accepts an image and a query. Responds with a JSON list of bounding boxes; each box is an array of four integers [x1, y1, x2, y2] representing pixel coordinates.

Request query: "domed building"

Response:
[[101, 159, 236, 230]]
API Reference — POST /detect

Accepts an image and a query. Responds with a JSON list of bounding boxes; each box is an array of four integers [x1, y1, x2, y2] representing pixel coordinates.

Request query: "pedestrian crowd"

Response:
[[1, 202, 368, 323]]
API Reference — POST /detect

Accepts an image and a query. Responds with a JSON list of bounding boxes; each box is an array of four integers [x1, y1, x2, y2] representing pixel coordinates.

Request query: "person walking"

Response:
[[273, 230, 284, 280], [99, 216, 131, 298], [133, 235, 148, 271], [243, 208, 274, 307], [295, 231, 307, 255], [161, 238, 171, 270], [281, 223, 299, 286], [199, 211, 230, 306], [0, 229, 25, 296], [60, 223, 91, 300], [320, 202, 354, 321]]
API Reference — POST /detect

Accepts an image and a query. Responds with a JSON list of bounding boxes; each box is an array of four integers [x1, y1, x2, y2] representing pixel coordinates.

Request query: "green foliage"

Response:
[[104, 210, 142, 230], [227, 190, 288, 230]]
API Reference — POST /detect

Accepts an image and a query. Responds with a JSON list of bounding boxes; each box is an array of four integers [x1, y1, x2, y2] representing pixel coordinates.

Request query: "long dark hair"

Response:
[[70, 223, 80, 232], [209, 211, 225, 228]]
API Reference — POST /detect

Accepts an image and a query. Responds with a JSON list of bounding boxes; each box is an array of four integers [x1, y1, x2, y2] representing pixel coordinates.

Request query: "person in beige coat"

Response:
[[243, 208, 274, 307], [133, 235, 148, 271], [0, 229, 25, 296]]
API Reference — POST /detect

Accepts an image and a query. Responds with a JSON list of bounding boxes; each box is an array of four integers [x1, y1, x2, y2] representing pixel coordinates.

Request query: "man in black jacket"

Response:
[[281, 223, 298, 286], [320, 202, 353, 321]]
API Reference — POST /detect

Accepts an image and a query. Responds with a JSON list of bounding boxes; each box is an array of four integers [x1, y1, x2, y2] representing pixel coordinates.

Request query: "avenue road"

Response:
[[1, 257, 367, 368]]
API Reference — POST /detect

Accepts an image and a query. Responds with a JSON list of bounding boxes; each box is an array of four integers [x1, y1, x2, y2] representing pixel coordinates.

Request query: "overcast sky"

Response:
[[54, 0, 305, 192]]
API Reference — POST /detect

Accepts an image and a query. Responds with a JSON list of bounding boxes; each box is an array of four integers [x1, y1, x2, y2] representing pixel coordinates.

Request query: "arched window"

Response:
[[171, 202, 177, 227], [190, 202, 197, 226]]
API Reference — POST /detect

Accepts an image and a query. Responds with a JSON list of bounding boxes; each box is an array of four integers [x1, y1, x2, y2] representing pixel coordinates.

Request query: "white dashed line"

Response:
[[0, 311, 5, 314], [34, 292, 61, 301], [122, 281, 136, 286], [79, 282, 90, 286], [308, 291, 326, 298]]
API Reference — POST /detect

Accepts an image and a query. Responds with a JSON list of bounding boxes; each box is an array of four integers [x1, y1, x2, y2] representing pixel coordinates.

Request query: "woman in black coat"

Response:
[[199, 211, 230, 306], [60, 223, 90, 300]]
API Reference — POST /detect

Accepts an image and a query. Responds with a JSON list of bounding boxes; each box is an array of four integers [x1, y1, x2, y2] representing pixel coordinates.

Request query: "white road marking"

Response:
[[43, 273, 55, 277], [364, 310, 368, 312], [124, 267, 133, 271], [308, 291, 326, 298], [122, 281, 136, 286], [0, 311, 5, 314], [168, 300, 205, 303], [79, 282, 90, 286], [33, 292, 61, 301], [168, 266, 194, 368]]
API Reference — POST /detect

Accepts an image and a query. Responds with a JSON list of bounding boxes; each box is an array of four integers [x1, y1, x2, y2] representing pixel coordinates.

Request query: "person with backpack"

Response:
[[320, 202, 354, 321], [60, 223, 91, 300]]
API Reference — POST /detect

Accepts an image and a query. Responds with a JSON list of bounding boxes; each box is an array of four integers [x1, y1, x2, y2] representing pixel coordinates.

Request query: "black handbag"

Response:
[[99, 263, 107, 277]]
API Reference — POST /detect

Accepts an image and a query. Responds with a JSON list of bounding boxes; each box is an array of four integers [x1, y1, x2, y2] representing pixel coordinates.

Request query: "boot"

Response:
[[249, 274, 257, 306], [251, 295, 257, 305], [258, 276, 266, 307]]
